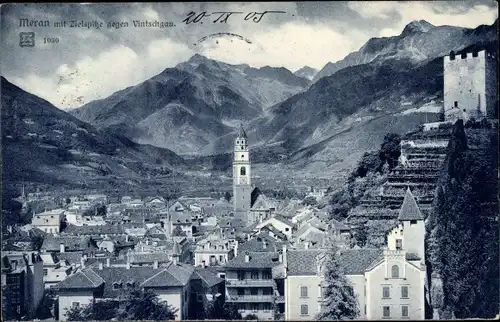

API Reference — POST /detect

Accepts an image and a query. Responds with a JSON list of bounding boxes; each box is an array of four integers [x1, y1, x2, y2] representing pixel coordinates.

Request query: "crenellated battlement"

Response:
[[445, 49, 486, 62]]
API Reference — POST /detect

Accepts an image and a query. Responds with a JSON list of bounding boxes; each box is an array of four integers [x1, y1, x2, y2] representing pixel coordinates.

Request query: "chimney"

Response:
[[106, 257, 111, 267], [153, 260, 159, 269], [60, 243, 65, 253], [244, 251, 250, 263], [125, 235, 129, 242], [278, 251, 283, 263], [80, 256, 85, 269], [98, 262, 103, 270], [262, 240, 267, 249]]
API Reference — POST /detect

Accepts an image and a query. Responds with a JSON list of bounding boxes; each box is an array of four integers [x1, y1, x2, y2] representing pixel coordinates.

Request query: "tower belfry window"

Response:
[[240, 167, 246, 176], [454, 101, 458, 108]]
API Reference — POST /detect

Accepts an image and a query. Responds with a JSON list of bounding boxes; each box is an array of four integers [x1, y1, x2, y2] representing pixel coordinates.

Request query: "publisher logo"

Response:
[[19, 32, 35, 47]]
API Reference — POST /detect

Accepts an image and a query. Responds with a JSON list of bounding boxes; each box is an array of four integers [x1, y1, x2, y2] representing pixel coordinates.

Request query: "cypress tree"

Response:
[[317, 244, 360, 320]]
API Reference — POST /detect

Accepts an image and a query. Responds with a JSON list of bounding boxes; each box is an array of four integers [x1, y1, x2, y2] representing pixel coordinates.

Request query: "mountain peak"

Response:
[[401, 20, 434, 36], [187, 53, 210, 63]]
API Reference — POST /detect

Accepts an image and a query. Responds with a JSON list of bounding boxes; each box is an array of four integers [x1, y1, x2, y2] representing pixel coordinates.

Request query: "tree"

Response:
[[244, 313, 259, 320], [378, 133, 401, 171], [172, 225, 186, 237], [65, 288, 177, 321], [221, 302, 242, 320], [317, 244, 360, 320], [428, 120, 499, 319], [303, 196, 317, 206], [117, 288, 178, 320], [224, 191, 232, 202], [2, 285, 21, 321]]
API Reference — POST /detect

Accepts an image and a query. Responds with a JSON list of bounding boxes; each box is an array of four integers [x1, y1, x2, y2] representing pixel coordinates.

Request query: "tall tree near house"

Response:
[[172, 225, 186, 237], [316, 243, 360, 320], [2, 285, 21, 321]]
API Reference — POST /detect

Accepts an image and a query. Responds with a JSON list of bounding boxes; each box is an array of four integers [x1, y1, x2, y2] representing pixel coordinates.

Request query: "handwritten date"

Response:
[[182, 11, 286, 24]]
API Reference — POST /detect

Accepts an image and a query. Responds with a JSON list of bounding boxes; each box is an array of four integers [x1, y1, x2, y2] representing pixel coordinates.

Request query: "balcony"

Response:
[[226, 295, 275, 302], [226, 279, 274, 287]]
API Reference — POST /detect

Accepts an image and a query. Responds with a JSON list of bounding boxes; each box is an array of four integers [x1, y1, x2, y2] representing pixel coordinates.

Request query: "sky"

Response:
[[0, 1, 498, 108]]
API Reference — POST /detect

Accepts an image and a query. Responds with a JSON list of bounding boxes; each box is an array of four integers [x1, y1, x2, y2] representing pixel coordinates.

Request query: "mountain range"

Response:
[[1, 77, 184, 190], [294, 66, 318, 81], [3, 19, 498, 189], [311, 19, 498, 83], [71, 54, 310, 155]]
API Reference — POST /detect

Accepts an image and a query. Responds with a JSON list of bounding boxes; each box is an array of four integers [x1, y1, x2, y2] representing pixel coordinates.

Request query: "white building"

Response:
[[285, 188, 427, 320], [31, 209, 64, 234], [194, 237, 236, 267]]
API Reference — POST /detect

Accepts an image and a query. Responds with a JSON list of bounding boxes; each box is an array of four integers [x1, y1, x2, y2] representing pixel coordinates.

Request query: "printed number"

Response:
[[44, 37, 59, 44]]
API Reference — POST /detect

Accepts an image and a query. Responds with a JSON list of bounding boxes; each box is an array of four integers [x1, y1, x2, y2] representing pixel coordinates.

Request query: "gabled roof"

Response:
[[41, 235, 95, 252], [287, 249, 326, 276], [339, 249, 384, 274], [398, 188, 424, 221], [56, 268, 104, 289], [272, 214, 294, 227], [193, 267, 224, 288], [225, 251, 282, 269]]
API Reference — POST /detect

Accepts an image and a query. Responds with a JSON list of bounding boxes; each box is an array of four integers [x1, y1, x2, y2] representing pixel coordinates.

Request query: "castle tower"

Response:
[[233, 124, 252, 224], [443, 49, 497, 122]]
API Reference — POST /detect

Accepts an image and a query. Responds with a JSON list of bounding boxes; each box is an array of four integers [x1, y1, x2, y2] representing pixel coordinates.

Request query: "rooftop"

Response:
[[225, 251, 282, 269], [398, 188, 424, 221]]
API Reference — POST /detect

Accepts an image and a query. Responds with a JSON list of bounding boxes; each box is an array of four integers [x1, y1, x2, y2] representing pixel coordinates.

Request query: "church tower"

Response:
[[233, 124, 252, 224]]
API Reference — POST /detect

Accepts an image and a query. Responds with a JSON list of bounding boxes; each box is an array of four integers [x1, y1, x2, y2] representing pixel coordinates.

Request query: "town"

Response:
[[1, 42, 497, 322]]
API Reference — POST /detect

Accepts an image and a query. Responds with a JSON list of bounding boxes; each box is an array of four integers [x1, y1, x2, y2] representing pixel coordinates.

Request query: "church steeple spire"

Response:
[[237, 123, 247, 139]]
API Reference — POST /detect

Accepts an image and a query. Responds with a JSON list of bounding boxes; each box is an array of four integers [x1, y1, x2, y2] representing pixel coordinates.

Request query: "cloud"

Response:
[[199, 22, 357, 71], [12, 40, 193, 108], [349, 1, 498, 37]]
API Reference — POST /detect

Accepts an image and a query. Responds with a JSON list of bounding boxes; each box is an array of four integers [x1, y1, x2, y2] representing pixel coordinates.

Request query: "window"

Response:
[[454, 101, 458, 108], [383, 306, 390, 318], [402, 306, 409, 317], [301, 304, 308, 315], [383, 286, 390, 298], [219, 255, 224, 262], [251, 271, 259, 279], [43, 269, 48, 276], [401, 286, 409, 298], [318, 285, 322, 298], [251, 303, 258, 312], [241, 154, 244, 158], [391, 265, 400, 278], [71, 302, 80, 309], [396, 239, 403, 250], [263, 288, 272, 295], [240, 167, 246, 176], [237, 288, 245, 296], [300, 286, 308, 298], [113, 282, 122, 290], [263, 303, 271, 312], [285, 227, 289, 231], [238, 271, 245, 280], [250, 288, 258, 295]]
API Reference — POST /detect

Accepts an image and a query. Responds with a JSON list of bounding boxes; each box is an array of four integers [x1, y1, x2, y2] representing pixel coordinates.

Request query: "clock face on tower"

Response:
[[240, 177, 248, 184]]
